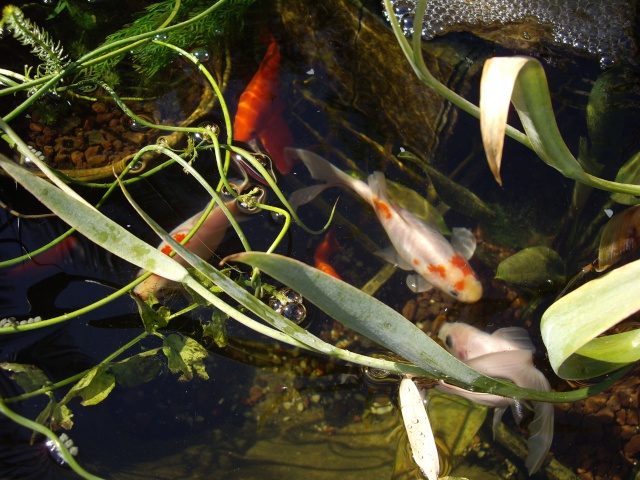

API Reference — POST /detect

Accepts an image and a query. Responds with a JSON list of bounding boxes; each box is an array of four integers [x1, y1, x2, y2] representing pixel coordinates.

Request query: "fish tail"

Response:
[[285, 148, 354, 185], [523, 368, 554, 474]]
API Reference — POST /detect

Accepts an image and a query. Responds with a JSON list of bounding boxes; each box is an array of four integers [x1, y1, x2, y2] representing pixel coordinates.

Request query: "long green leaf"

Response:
[[0, 155, 189, 282], [541, 258, 640, 379], [228, 251, 625, 402], [480, 56, 640, 195]]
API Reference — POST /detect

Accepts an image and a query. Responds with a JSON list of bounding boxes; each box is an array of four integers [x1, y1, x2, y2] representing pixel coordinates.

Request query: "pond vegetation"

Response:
[[0, 0, 639, 478]]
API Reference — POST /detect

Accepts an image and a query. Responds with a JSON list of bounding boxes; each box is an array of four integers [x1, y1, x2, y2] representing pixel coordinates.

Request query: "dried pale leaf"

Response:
[[480, 57, 531, 186], [597, 205, 640, 271], [399, 378, 439, 480]]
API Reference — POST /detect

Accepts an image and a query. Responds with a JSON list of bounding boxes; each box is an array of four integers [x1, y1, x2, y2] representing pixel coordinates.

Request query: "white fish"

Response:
[[133, 200, 244, 300], [437, 322, 554, 475], [285, 148, 483, 302]]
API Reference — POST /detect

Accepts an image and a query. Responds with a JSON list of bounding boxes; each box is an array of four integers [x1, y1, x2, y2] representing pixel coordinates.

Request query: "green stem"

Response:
[[0, 400, 105, 480], [381, 0, 531, 149]]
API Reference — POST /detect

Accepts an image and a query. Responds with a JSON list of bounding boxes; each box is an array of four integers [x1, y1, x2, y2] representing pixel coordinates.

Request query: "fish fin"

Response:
[[288, 184, 335, 211], [407, 273, 434, 293], [435, 381, 511, 408], [376, 246, 414, 270], [285, 148, 349, 184], [526, 399, 554, 474], [492, 407, 507, 438], [465, 350, 534, 384], [451, 227, 477, 260], [491, 327, 537, 352]]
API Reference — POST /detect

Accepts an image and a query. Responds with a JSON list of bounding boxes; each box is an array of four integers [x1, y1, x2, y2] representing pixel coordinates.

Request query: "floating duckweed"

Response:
[[384, 0, 635, 67]]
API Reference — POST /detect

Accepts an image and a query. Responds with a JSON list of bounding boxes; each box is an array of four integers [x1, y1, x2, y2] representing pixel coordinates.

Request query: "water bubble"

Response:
[[281, 303, 307, 323], [191, 48, 210, 63], [128, 113, 155, 132], [154, 33, 168, 42], [190, 121, 219, 145], [270, 211, 286, 225], [599, 54, 617, 69]]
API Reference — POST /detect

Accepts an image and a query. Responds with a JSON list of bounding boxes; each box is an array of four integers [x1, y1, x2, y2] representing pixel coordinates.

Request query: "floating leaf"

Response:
[[163, 334, 209, 381], [131, 294, 170, 330], [64, 366, 116, 406], [203, 309, 229, 348], [541, 258, 640, 379], [0, 363, 49, 393], [111, 350, 163, 388], [496, 246, 566, 290], [611, 151, 640, 205], [597, 205, 640, 271]]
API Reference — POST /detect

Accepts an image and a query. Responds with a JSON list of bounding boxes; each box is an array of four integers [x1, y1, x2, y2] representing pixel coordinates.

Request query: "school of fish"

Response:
[[285, 148, 483, 302], [438, 322, 554, 474]]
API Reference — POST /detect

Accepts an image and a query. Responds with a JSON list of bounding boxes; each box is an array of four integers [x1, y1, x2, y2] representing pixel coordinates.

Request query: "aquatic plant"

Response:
[[0, 0, 638, 477]]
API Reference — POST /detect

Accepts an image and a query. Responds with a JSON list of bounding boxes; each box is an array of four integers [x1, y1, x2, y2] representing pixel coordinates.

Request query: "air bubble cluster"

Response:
[[0, 316, 43, 327], [385, 0, 635, 68]]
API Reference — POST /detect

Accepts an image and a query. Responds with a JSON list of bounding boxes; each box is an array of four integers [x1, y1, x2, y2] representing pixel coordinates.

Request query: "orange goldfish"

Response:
[[233, 35, 294, 174], [313, 228, 342, 279]]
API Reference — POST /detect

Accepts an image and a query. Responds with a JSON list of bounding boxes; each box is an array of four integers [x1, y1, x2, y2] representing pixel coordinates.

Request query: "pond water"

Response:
[[1, 0, 639, 479]]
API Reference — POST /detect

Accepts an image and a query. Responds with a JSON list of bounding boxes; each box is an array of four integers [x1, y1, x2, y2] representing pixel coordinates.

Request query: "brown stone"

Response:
[[627, 408, 639, 426], [620, 425, 636, 440], [122, 131, 147, 146], [583, 395, 608, 414], [29, 122, 43, 133], [71, 151, 85, 167], [623, 434, 640, 457], [86, 154, 107, 168], [401, 299, 417, 321], [91, 102, 108, 114], [594, 407, 615, 423], [96, 113, 114, 124]]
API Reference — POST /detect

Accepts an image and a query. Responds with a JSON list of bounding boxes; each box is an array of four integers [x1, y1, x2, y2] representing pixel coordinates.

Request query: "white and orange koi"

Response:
[[285, 148, 482, 302], [133, 200, 244, 300], [437, 322, 554, 475]]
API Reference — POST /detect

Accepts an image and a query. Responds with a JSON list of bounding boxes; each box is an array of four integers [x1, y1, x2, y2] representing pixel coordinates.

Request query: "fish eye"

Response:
[[445, 335, 453, 349], [449, 289, 459, 297]]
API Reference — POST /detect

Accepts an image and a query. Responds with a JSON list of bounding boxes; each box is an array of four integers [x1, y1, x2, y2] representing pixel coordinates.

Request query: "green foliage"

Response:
[[1, 5, 69, 78], [496, 246, 566, 291], [91, 0, 258, 80]]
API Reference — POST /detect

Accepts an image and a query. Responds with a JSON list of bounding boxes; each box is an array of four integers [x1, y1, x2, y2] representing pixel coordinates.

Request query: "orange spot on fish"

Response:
[[454, 279, 466, 292], [373, 198, 393, 220], [161, 233, 187, 256], [314, 229, 342, 280], [450, 254, 474, 277], [413, 259, 420, 265], [427, 264, 447, 278]]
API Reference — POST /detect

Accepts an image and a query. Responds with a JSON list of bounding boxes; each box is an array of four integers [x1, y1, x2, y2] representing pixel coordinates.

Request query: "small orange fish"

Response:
[[313, 229, 342, 279], [233, 35, 295, 174]]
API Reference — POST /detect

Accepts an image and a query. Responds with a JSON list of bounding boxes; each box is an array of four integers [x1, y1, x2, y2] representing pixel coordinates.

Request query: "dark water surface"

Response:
[[1, 0, 640, 479]]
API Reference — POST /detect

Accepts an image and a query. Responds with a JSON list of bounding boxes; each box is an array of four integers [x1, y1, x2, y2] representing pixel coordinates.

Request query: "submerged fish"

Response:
[[285, 148, 482, 302], [233, 35, 294, 174], [313, 228, 342, 279], [133, 200, 244, 300], [437, 322, 554, 475]]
